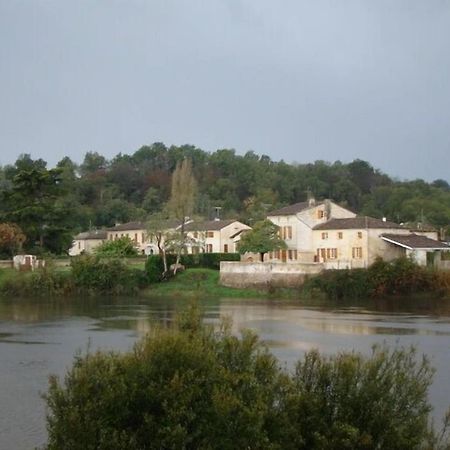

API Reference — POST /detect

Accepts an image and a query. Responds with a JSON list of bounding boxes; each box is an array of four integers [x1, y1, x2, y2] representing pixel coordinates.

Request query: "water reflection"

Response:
[[0, 295, 450, 450]]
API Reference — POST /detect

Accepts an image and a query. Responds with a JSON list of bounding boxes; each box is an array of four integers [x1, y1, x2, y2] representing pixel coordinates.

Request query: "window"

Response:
[[281, 226, 292, 239], [288, 250, 293, 260], [338, 232, 343, 239], [317, 248, 337, 260], [357, 231, 363, 239], [78, 242, 81, 249], [207, 231, 214, 238], [352, 247, 363, 259], [321, 232, 328, 240], [206, 244, 213, 253], [224, 244, 228, 253], [134, 233, 138, 242], [317, 210, 325, 219], [142, 233, 145, 243]]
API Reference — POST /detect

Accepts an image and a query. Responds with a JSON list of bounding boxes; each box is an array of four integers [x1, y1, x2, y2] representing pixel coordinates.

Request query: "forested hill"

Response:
[[1, 142, 449, 254]]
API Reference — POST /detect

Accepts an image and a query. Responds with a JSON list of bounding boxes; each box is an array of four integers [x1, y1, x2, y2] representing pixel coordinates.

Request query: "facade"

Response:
[[184, 220, 251, 254], [106, 222, 148, 254], [266, 198, 356, 262], [69, 230, 107, 256], [267, 199, 449, 267]]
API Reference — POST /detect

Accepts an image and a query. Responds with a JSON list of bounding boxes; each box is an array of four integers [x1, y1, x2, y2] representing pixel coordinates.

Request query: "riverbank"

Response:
[[142, 268, 277, 299]]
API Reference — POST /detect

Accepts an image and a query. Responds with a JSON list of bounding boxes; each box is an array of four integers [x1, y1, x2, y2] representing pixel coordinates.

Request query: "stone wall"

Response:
[[220, 261, 323, 289]]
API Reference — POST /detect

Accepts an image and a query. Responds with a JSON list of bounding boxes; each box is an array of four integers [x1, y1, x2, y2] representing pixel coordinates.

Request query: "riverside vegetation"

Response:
[[1, 255, 450, 300], [43, 304, 450, 450]]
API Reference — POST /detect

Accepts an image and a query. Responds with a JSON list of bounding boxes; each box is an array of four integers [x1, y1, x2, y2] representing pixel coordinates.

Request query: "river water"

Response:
[[0, 295, 449, 450]]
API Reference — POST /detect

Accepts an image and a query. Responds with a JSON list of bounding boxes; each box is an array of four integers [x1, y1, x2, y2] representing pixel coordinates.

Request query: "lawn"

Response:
[[144, 268, 266, 299]]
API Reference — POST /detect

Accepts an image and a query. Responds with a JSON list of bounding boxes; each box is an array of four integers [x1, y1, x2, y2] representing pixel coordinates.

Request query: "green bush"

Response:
[[305, 257, 443, 300], [44, 305, 449, 450], [95, 237, 139, 258], [0, 267, 73, 297], [180, 252, 240, 270], [145, 254, 176, 283], [71, 255, 147, 294]]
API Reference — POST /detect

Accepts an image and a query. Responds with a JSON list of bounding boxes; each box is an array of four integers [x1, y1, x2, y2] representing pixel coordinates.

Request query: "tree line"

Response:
[[1, 143, 450, 255]]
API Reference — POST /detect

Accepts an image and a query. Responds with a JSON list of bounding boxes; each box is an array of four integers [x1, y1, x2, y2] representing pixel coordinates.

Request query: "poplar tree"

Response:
[[168, 159, 197, 271]]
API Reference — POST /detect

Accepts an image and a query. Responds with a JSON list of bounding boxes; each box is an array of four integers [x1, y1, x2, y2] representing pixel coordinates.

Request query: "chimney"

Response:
[[308, 194, 316, 207]]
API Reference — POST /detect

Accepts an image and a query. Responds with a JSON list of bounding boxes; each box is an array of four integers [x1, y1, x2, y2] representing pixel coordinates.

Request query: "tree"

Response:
[[146, 211, 173, 274], [1, 163, 72, 253], [168, 159, 197, 272], [238, 219, 286, 261], [95, 237, 138, 258], [0, 222, 26, 256]]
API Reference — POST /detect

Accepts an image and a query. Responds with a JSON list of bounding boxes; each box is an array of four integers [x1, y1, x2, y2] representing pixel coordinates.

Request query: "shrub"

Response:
[[95, 237, 138, 258], [180, 252, 240, 270], [145, 254, 176, 283], [43, 305, 449, 450], [71, 255, 147, 294], [304, 257, 446, 300], [0, 267, 73, 297]]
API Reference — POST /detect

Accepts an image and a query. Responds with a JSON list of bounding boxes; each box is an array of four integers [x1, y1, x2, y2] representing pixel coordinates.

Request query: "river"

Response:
[[0, 295, 449, 450]]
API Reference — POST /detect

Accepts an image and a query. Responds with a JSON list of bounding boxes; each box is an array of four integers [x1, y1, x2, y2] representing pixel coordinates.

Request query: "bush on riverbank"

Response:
[[0, 267, 73, 297], [0, 256, 148, 296], [303, 257, 449, 300], [44, 304, 449, 450], [71, 255, 148, 294]]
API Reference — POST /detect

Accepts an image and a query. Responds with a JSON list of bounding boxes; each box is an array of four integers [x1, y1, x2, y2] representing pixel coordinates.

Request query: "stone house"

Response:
[[184, 220, 251, 254], [69, 230, 107, 256], [266, 198, 356, 262], [106, 222, 148, 254], [266, 199, 449, 267]]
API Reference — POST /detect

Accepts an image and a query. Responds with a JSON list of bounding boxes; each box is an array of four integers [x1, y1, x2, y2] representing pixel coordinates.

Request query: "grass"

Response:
[[143, 268, 270, 299]]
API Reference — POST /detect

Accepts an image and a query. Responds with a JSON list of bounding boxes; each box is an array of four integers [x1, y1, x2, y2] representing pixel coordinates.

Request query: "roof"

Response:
[[313, 216, 404, 231], [184, 219, 240, 231], [74, 230, 107, 240], [267, 201, 313, 216], [107, 221, 146, 232], [381, 234, 450, 250]]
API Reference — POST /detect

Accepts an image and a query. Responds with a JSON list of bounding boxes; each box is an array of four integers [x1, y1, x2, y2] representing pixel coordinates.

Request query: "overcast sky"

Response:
[[1, 0, 449, 181]]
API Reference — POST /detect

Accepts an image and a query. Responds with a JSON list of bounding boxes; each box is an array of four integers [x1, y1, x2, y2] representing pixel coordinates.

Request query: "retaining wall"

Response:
[[220, 261, 324, 288]]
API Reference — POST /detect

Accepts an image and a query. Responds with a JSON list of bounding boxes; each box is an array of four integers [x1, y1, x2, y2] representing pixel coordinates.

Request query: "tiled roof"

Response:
[[313, 216, 404, 230], [184, 219, 239, 231], [267, 201, 313, 216], [107, 221, 146, 232], [74, 230, 107, 240], [381, 233, 450, 250]]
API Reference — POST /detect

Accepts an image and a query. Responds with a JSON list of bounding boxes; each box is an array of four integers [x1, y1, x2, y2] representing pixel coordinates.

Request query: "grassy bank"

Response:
[[143, 268, 268, 299]]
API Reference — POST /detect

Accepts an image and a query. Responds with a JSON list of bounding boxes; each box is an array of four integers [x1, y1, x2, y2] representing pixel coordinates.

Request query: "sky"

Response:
[[0, 0, 449, 181]]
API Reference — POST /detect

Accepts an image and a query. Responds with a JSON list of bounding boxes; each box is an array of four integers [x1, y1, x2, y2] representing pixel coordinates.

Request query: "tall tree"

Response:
[[168, 159, 197, 271], [0, 222, 26, 256]]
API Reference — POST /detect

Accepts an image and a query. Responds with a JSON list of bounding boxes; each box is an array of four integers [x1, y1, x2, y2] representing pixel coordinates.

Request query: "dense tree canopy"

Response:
[[1, 144, 449, 255]]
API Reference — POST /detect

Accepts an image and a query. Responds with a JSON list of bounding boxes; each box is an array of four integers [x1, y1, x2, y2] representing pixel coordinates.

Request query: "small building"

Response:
[[69, 230, 107, 256], [106, 222, 148, 254], [184, 220, 251, 254]]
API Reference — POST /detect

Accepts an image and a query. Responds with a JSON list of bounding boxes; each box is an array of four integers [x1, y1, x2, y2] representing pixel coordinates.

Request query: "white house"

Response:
[[266, 198, 449, 267], [69, 230, 107, 256], [184, 219, 251, 254], [266, 198, 356, 262]]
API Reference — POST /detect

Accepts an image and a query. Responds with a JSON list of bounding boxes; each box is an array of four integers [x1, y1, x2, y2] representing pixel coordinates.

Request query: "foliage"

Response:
[[44, 305, 448, 449], [0, 267, 73, 297], [95, 236, 138, 258], [168, 158, 197, 271], [2, 146, 450, 257], [238, 219, 287, 261], [71, 255, 147, 294], [304, 257, 443, 300], [0, 222, 26, 256], [180, 252, 240, 270], [145, 254, 176, 283]]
